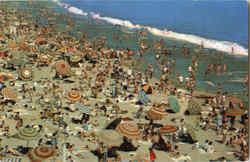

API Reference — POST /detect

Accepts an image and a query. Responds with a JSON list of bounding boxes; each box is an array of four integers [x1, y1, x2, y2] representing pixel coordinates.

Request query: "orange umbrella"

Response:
[[18, 42, 28, 51], [116, 123, 141, 140], [54, 60, 71, 76], [229, 95, 241, 104], [225, 108, 245, 117], [27, 146, 55, 162], [0, 72, 14, 81], [1, 88, 17, 100], [38, 54, 51, 64], [159, 125, 178, 134], [65, 90, 82, 103], [35, 38, 47, 45]]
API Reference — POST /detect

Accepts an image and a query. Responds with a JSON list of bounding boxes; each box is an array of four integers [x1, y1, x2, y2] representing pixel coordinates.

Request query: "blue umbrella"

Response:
[[168, 96, 180, 113], [138, 90, 150, 105]]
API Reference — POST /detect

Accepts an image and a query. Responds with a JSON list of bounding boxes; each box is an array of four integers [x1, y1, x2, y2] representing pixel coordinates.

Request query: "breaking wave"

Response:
[[54, 0, 248, 56]]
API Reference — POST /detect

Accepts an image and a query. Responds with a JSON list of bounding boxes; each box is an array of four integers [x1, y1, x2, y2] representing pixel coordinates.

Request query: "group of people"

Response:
[[0, 1, 248, 162]]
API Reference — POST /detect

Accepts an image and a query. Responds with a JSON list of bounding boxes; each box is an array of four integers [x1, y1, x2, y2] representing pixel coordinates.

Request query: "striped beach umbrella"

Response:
[[65, 90, 82, 103], [16, 126, 40, 147], [1, 87, 17, 101], [69, 55, 82, 63], [18, 127, 40, 140], [225, 108, 244, 117], [19, 67, 33, 81], [27, 146, 55, 162], [54, 60, 71, 76], [146, 105, 168, 121], [0, 72, 14, 81], [38, 54, 51, 64], [159, 125, 178, 134], [116, 123, 141, 140]]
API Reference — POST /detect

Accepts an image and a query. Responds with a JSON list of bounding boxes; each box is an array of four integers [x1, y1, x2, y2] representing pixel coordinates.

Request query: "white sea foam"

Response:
[[67, 6, 88, 16], [54, 0, 248, 56], [55, 0, 88, 16]]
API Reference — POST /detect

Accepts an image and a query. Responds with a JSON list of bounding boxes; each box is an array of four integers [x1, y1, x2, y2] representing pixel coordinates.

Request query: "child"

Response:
[[149, 147, 156, 162]]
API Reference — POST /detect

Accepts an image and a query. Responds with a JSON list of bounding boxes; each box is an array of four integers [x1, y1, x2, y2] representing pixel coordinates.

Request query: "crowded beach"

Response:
[[0, 1, 248, 162]]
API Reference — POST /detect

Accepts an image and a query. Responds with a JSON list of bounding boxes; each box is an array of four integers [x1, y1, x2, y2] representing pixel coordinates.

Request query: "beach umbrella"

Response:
[[138, 90, 150, 105], [0, 72, 14, 81], [186, 99, 202, 115], [38, 54, 51, 64], [69, 55, 82, 64], [146, 105, 168, 120], [65, 90, 82, 103], [27, 146, 55, 162], [116, 123, 141, 140], [97, 130, 123, 147], [15, 126, 40, 147], [1, 87, 17, 101], [121, 117, 133, 121], [18, 42, 28, 51], [229, 95, 242, 105], [225, 108, 244, 117], [35, 38, 47, 45], [19, 67, 33, 81], [168, 96, 180, 113], [159, 125, 178, 134], [54, 60, 71, 76]]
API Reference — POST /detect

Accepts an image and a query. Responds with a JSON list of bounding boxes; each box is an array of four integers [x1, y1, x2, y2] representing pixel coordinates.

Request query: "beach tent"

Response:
[[138, 90, 150, 105], [168, 96, 180, 113]]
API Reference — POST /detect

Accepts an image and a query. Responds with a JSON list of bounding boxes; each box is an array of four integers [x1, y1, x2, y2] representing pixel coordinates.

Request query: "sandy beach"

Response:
[[0, 1, 248, 162]]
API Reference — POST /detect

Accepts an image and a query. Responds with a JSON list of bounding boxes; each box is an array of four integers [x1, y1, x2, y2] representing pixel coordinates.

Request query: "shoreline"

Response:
[[55, 0, 248, 56], [0, 1, 248, 162], [53, 0, 248, 102]]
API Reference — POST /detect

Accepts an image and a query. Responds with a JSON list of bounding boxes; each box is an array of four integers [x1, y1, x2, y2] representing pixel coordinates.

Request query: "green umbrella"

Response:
[[168, 96, 180, 113], [16, 126, 40, 147], [187, 99, 201, 115]]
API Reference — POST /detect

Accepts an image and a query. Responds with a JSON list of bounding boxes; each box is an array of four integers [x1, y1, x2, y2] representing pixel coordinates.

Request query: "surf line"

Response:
[[54, 0, 248, 56]]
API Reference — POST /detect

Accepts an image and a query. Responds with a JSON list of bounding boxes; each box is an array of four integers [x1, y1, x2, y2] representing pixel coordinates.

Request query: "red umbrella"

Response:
[[54, 60, 71, 76], [27, 146, 55, 162], [159, 125, 178, 134], [121, 117, 133, 121], [225, 108, 245, 117]]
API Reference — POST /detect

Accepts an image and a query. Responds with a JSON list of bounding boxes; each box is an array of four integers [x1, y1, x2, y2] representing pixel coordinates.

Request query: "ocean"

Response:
[[51, 0, 248, 101], [60, 0, 248, 55]]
